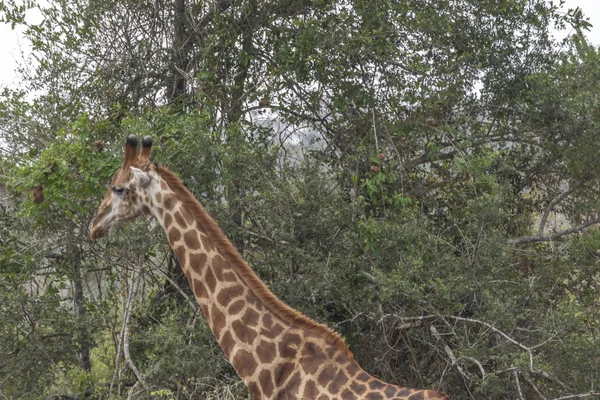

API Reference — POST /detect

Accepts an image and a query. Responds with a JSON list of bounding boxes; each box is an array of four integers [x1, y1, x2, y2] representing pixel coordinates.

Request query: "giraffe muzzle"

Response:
[[90, 225, 108, 240]]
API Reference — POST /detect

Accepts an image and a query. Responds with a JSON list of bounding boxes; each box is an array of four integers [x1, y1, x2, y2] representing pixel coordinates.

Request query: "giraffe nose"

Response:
[[90, 226, 105, 240], [90, 219, 108, 240]]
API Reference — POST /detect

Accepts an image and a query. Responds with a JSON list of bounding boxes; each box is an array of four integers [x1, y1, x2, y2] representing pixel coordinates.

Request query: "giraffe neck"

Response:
[[146, 168, 448, 400]]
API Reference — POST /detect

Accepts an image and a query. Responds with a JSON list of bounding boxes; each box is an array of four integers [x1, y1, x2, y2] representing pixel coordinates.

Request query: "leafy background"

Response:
[[0, 0, 599, 399]]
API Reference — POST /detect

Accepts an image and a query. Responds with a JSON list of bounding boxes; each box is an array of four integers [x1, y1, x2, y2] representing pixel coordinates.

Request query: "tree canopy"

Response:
[[0, 0, 599, 399]]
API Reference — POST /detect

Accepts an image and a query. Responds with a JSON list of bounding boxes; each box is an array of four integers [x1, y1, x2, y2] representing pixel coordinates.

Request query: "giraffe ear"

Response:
[[129, 166, 150, 187]]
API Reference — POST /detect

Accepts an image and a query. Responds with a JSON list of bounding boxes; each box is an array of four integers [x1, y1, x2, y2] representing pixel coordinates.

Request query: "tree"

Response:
[[1, 0, 599, 398]]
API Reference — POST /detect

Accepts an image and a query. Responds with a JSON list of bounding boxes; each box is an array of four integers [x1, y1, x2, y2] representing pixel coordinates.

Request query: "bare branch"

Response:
[[514, 369, 525, 400], [509, 216, 600, 245], [393, 314, 561, 380], [430, 325, 468, 380], [538, 183, 582, 236], [127, 381, 140, 400], [457, 356, 486, 379], [122, 266, 143, 386], [111, 263, 145, 395], [523, 375, 548, 400], [359, 271, 381, 284], [148, 257, 199, 313], [552, 392, 600, 400], [396, 321, 424, 330]]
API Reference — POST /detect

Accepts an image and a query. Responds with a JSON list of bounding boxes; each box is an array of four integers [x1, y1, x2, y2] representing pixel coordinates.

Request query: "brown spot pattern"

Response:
[[217, 285, 245, 307], [174, 210, 187, 228], [220, 331, 235, 358], [300, 342, 326, 375], [263, 314, 274, 329], [232, 320, 258, 344], [328, 369, 348, 394], [351, 382, 367, 395], [210, 304, 226, 338], [384, 385, 397, 398], [189, 253, 207, 273], [279, 333, 302, 359], [274, 362, 295, 387], [233, 349, 258, 377], [284, 371, 301, 397], [259, 369, 274, 398], [370, 380, 385, 390], [346, 362, 360, 377], [262, 322, 284, 339], [183, 230, 201, 250], [200, 232, 215, 252], [174, 246, 186, 266], [228, 300, 245, 315], [168, 228, 181, 244], [199, 303, 209, 318], [205, 267, 216, 293], [303, 380, 319, 399], [164, 213, 173, 228], [317, 365, 337, 387], [426, 390, 444, 399], [357, 372, 370, 382], [256, 340, 277, 364], [182, 206, 195, 225], [223, 271, 237, 282], [247, 382, 260, 399], [192, 279, 207, 299], [241, 308, 260, 327], [163, 194, 177, 210]]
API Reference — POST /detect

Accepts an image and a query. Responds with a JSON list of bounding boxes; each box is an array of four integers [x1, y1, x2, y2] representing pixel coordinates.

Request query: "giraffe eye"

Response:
[[112, 186, 125, 195]]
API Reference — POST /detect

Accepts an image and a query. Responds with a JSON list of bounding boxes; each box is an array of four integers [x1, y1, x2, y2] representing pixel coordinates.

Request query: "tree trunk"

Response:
[[170, 0, 190, 106], [69, 246, 91, 372], [225, 6, 255, 255]]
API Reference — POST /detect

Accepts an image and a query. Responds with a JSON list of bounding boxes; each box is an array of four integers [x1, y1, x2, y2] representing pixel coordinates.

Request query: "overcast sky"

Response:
[[1, 0, 600, 89]]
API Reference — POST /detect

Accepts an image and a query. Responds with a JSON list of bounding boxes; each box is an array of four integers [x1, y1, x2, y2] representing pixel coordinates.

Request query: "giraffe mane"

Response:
[[156, 164, 355, 361]]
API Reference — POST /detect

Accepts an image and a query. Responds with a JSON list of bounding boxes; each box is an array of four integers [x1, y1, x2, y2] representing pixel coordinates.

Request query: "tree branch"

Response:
[[405, 150, 457, 168], [111, 264, 144, 395], [538, 183, 582, 236], [394, 314, 562, 381], [457, 356, 486, 379], [552, 392, 600, 400], [190, 0, 234, 34], [523, 375, 548, 400], [514, 369, 525, 400], [508, 216, 600, 244], [122, 266, 143, 386], [430, 325, 467, 379]]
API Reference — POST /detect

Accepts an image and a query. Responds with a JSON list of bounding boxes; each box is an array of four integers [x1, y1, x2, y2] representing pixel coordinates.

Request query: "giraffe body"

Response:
[[90, 136, 450, 400]]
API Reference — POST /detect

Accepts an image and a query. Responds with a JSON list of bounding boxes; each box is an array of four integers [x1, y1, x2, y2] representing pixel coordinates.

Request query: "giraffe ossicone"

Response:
[[90, 136, 450, 400]]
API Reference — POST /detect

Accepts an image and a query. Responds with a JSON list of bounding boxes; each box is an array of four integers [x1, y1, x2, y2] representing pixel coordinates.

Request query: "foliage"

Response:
[[0, 0, 599, 399]]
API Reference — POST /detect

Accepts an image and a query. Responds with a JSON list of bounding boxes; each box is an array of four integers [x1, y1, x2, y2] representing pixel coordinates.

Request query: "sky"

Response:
[[0, 0, 600, 90]]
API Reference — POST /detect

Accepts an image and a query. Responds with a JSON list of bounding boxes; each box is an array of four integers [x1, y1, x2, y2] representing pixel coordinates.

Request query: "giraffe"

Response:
[[90, 135, 450, 400]]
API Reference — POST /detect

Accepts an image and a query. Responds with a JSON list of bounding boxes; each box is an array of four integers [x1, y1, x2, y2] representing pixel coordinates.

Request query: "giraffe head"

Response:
[[90, 134, 157, 240]]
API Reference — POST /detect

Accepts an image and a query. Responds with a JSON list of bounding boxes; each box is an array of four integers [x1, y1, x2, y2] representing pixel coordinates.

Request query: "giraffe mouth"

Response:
[[90, 212, 142, 240], [90, 213, 115, 240], [90, 225, 108, 240]]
